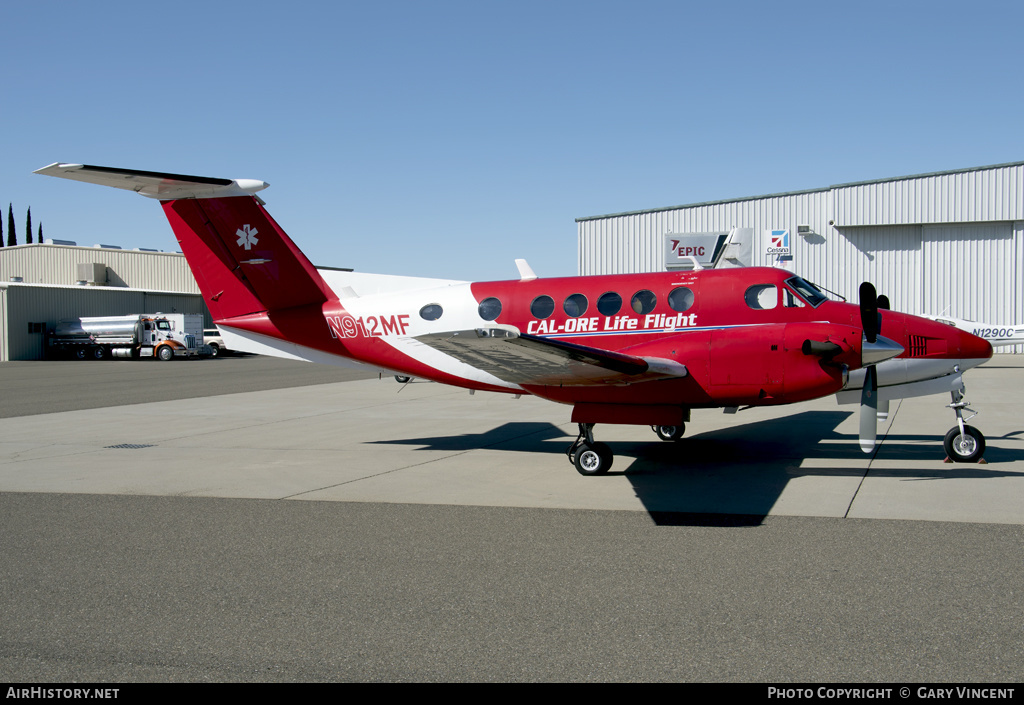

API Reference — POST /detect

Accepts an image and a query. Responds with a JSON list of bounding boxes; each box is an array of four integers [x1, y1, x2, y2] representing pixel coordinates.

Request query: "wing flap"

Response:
[[415, 328, 687, 386]]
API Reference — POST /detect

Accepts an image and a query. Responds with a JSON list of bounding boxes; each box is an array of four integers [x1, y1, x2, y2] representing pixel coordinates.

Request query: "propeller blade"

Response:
[[859, 365, 878, 453], [859, 282, 878, 344], [876, 294, 890, 310], [877, 398, 890, 422]]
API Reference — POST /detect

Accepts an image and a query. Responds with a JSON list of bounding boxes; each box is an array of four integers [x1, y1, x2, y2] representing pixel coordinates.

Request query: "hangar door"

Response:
[[921, 223, 1015, 323], [839, 225, 923, 314]]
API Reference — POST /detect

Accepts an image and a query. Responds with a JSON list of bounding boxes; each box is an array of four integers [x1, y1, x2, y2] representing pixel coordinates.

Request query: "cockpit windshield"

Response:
[[784, 276, 829, 308]]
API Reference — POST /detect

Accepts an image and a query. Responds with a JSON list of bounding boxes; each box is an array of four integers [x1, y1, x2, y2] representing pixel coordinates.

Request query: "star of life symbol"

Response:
[[236, 224, 259, 250]]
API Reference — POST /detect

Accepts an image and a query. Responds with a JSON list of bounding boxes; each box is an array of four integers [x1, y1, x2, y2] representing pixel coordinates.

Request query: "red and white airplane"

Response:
[[35, 163, 994, 472]]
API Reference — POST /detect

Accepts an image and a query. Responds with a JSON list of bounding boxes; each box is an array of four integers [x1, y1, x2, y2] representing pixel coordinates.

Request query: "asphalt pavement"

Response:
[[2, 356, 1023, 682]]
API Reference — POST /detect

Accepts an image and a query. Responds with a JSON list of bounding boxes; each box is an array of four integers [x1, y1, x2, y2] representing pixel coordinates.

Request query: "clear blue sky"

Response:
[[3, 0, 1022, 281]]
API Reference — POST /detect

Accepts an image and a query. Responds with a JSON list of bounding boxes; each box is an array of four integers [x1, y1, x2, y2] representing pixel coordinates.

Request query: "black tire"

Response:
[[209, 343, 220, 358], [157, 346, 174, 362], [74, 348, 87, 360], [654, 424, 685, 441], [944, 425, 985, 462], [394, 375, 411, 383], [92, 347, 105, 360], [573, 442, 613, 476]]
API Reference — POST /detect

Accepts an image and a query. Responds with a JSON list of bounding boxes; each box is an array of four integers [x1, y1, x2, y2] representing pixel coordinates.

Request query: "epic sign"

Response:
[[664, 232, 728, 269]]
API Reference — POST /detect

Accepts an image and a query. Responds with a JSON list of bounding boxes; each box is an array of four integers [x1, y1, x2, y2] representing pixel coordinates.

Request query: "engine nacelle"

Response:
[[703, 321, 858, 405]]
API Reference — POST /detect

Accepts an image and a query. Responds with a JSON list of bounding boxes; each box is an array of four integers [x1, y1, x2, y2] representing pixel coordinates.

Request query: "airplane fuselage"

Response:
[[33, 163, 994, 466], [218, 266, 992, 422]]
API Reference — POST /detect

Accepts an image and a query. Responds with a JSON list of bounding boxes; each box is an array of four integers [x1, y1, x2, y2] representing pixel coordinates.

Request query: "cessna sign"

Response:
[[765, 229, 791, 255]]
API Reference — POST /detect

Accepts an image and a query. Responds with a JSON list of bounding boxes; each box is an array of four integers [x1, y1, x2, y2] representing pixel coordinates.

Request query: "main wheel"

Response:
[[944, 425, 985, 463], [394, 375, 411, 383], [573, 442, 613, 476], [654, 424, 685, 441], [157, 346, 174, 361]]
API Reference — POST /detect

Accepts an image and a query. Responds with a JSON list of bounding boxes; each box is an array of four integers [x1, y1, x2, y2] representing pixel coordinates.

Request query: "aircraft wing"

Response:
[[415, 328, 687, 386]]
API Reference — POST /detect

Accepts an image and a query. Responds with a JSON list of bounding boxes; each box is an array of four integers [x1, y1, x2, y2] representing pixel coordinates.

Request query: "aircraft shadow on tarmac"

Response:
[[372, 410, 1024, 526]]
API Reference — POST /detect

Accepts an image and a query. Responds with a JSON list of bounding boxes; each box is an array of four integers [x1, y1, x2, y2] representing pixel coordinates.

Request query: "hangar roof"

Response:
[[576, 160, 1024, 223]]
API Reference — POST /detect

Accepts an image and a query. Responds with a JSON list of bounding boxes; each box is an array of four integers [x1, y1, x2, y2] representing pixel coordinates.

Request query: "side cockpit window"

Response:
[[784, 276, 828, 308]]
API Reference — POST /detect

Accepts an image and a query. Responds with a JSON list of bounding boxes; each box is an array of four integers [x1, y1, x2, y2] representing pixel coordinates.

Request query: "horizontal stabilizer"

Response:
[[34, 163, 268, 200], [36, 162, 330, 320]]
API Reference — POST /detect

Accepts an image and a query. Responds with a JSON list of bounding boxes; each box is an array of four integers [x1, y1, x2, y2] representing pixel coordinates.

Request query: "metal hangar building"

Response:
[[576, 161, 1024, 352], [0, 243, 209, 361]]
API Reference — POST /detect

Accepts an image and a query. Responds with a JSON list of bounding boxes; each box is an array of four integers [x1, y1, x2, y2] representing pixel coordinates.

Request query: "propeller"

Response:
[[860, 366, 878, 453], [857, 282, 901, 453], [859, 282, 879, 343]]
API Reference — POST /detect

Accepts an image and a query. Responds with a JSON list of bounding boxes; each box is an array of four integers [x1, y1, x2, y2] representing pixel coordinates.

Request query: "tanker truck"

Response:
[[48, 313, 204, 360]]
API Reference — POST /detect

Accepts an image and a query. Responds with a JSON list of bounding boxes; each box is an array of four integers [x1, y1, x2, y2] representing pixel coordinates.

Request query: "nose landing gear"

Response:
[[945, 386, 986, 463]]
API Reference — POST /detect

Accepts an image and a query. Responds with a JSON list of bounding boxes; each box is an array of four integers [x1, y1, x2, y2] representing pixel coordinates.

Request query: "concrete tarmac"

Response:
[[2, 356, 1024, 681]]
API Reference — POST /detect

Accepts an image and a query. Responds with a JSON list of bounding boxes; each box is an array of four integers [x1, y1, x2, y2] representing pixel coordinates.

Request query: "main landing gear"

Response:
[[944, 386, 986, 463], [567, 422, 689, 475], [652, 424, 685, 442], [566, 423, 614, 476]]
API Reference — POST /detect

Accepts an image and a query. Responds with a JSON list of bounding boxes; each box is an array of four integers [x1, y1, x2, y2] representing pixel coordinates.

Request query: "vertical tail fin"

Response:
[[162, 196, 332, 320]]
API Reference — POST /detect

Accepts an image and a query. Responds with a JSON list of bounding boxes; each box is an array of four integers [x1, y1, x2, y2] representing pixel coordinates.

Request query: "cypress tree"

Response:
[[6, 204, 14, 247], [38, 222, 43, 243], [26, 207, 32, 244], [0, 211, 4, 248]]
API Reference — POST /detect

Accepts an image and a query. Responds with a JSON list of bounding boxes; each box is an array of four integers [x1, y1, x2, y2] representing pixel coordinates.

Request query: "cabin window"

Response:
[[597, 292, 622, 316], [745, 284, 778, 310], [419, 303, 443, 321], [478, 297, 502, 321], [668, 287, 694, 312], [563, 293, 588, 317], [530, 295, 555, 319], [784, 287, 806, 308], [631, 289, 657, 315]]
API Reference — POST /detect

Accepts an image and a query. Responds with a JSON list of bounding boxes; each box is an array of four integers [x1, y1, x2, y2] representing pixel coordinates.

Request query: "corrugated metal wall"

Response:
[[0, 283, 210, 361], [578, 163, 1024, 351], [0, 244, 200, 293], [834, 164, 1024, 226]]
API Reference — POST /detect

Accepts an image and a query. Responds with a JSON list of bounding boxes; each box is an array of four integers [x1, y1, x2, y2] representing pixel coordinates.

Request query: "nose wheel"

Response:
[[945, 386, 986, 463], [567, 423, 613, 475]]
